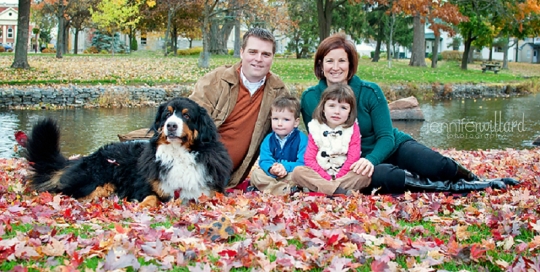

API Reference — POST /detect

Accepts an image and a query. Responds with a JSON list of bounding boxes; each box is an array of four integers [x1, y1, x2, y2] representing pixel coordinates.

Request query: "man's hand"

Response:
[[350, 158, 374, 177]]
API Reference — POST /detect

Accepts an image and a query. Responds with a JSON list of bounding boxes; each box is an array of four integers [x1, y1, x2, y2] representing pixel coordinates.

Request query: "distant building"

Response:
[[0, 0, 38, 51], [519, 42, 540, 64]]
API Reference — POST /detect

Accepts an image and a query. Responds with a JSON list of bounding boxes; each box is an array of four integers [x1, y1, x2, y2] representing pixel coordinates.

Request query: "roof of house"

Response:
[[520, 42, 540, 50], [425, 32, 443, 41]]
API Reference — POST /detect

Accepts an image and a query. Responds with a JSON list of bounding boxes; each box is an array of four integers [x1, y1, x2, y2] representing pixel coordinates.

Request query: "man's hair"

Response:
[[312, 84, 357, 128], [242, 28, 276, 54], [271, 95, 301, 119], [313, 33, 359, 81]]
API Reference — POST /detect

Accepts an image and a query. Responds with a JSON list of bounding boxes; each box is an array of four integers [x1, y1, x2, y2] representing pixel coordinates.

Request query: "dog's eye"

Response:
[[183, 113, 190, 120], [165, 112, 172, 118]]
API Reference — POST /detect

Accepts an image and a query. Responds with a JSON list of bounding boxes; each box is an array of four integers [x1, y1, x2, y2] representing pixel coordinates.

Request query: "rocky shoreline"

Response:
[[0, 82, 533, 109]]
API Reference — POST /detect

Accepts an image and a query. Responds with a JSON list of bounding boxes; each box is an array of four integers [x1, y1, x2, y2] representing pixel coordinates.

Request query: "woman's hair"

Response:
[[312, 83, 357, 128], [313, 33, 358, 81]]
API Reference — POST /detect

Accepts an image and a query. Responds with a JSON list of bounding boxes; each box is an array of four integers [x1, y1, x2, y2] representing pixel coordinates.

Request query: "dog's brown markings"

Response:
[[168, 106, 174, 114], [150, 179, 170, 199], [139, 195, 159, 208], [156, 132, 169, 145], [79, 183, 116, 201], [30, 170, 64, 192], [181, 122, 196, 150]]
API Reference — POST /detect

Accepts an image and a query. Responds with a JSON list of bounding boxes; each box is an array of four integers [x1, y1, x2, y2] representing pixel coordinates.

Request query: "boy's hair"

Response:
[[271, 95, 301, 119], [242, 28, 276, 54], [312, 84, 357, 128]]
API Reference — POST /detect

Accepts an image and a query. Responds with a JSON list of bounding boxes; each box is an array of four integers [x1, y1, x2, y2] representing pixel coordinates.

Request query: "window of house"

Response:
[[141, 37, 147, 45], [494, 46, 503, 53], [7, 27, 13, 38]]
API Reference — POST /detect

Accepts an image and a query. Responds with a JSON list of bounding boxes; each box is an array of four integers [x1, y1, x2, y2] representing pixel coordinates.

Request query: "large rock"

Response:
[[534, 136, 540, 146], [389, 96, 425, 121]]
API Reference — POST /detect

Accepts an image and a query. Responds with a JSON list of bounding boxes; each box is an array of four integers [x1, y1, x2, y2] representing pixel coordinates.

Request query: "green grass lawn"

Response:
[[1, 52, 538, 88]]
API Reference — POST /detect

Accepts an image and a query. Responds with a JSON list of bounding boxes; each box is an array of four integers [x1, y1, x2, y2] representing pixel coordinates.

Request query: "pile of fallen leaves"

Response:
[[1, 148, 539, 271]]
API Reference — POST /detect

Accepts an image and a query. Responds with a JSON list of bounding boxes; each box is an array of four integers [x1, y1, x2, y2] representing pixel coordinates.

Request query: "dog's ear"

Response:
[[151, 101, 169, 133], [195, 105, 218, 143]]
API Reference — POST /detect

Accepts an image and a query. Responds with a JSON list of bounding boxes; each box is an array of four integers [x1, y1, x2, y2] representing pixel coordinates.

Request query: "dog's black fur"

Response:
[[25, 97, 233, 206]]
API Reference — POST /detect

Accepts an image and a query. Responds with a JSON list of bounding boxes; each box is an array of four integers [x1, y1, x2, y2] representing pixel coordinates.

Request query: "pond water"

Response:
[[1, 94, 539, 158]]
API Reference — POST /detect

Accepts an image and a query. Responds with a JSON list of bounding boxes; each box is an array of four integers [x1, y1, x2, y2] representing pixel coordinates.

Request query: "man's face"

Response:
[[240, 37, 274, 83]]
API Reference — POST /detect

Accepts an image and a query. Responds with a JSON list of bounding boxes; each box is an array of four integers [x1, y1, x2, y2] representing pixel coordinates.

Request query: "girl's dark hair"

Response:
[[312, 84, 357, 128], [313, 33, 358, 81]]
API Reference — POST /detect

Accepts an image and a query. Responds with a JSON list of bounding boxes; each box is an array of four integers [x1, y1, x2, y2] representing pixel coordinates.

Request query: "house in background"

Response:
[[518, 42, 540, 63], [0, 3, 17, 47], [0, 0, 39, 51]]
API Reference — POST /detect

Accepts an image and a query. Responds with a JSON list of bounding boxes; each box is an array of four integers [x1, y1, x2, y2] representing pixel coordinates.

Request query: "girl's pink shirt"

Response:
[[304, 123, 361, 180]]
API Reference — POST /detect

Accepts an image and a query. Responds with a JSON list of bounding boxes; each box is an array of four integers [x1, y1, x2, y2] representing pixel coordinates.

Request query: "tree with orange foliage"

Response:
[[357, 0, 466, 67]]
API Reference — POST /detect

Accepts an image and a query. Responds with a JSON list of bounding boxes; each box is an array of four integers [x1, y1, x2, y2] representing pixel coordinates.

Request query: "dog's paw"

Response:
[[139, 195, 160, 209]]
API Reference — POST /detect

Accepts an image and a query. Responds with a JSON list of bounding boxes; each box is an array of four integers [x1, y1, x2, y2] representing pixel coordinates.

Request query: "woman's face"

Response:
[[322, 48, 349, 85]]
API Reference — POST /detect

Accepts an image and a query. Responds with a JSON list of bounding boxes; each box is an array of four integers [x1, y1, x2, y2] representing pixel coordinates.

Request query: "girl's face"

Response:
[[322, 48, 349, 85], [323, 98, 351, 129]]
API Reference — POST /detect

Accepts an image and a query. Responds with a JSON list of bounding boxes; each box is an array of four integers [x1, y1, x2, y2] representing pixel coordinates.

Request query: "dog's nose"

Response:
[[167, 122, 178, 132]]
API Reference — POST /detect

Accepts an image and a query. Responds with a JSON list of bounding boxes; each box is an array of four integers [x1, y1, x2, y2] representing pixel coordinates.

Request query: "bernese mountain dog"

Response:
[[24, 97, 233, 207]]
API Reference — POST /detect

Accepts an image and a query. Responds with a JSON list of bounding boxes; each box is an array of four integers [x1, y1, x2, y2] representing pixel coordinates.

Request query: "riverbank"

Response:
[[0, 81, 537, 109]]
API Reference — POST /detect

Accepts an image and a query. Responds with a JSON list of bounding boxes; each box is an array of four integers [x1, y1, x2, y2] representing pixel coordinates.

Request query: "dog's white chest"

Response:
[[155, 144, 210, 200]]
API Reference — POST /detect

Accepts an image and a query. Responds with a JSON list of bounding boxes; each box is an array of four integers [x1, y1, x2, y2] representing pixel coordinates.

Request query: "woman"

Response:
[[300, 33, 518, 194]]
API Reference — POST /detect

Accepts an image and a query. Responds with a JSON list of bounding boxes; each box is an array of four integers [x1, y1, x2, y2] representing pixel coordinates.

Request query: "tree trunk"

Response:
[[488, 44, 493, 61], [73, 28, 79, 54], [372, 24, 384, 62], [55, 1, 65, 59], [172, 26, 178, 56], [11, 0, 31, 69], [164, 8, 173, 56], [316, 0, 332, 42], [409, 14, 426, 67], [386, 12, 395, 68], [233, 11, 241, 58], [63, 24, 69, 54], [461, 38, 473, 70], [515, 38, 519, 62], [431, 33, 440, 68], [198, 5, 211, 68]]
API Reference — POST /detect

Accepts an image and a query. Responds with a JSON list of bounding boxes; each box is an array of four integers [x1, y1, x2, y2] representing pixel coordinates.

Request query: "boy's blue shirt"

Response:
[[258, 128, 308, 178]]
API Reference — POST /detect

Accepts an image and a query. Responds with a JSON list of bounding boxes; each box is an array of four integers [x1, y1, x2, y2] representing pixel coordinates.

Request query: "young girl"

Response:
[[291, 84, 371, 196]]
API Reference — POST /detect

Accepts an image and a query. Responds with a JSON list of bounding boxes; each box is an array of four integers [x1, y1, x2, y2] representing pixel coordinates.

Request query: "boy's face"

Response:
[[271, 108, 299, 139]]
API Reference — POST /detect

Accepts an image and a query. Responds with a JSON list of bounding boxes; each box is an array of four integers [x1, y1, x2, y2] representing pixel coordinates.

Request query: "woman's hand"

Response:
[[350, 158, 374, 177]]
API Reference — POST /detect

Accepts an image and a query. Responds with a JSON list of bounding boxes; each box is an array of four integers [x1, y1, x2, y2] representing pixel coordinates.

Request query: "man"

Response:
[[189, 28, 289, 189]]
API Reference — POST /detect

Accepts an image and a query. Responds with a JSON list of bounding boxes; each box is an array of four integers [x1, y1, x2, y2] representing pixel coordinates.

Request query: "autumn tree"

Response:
[[286, 0, 318, 58], [492, 0, 540, 68], [11, 0, 31, 69], [32, 0, 74, 58], [316, 0, 347, 42], [451, 0, 503, 70], [90, 0, 147, 55], [67, 0, 99, 54]]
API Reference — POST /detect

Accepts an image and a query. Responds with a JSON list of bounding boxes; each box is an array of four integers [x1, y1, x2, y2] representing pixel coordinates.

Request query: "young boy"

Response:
[[248, 95, 308, 195]]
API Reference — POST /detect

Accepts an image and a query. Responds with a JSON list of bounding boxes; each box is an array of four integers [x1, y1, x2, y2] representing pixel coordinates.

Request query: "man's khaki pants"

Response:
[[250, 168, 295, 196], [291, 166, 371, 195]]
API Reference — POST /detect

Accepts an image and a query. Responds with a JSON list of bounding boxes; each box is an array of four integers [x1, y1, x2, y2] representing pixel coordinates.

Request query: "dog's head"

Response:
[[152, 97, 218, 149]]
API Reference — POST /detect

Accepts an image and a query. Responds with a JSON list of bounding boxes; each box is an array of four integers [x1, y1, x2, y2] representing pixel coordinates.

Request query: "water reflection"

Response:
[[1, 94, 539, 158], [0, 107, 157, 158], [395, 94, 540, 150]]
